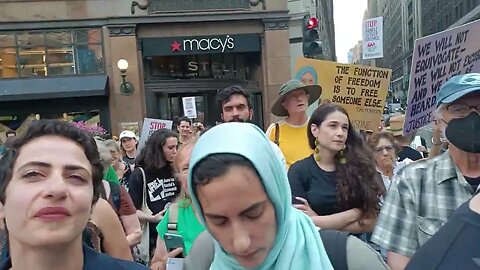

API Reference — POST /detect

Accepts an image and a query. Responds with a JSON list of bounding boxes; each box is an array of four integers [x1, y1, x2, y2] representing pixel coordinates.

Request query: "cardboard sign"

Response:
[[363, 16, 384, 60], [404, 19, 480, 135], [182, 97, 198, 119], [295, 58, 391, 131], [137, 118, 173, 151]]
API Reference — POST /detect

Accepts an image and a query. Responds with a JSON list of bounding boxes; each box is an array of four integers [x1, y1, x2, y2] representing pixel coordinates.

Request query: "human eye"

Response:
[[449, 104, 468, 114], [22, 170, 43, 181], [210, 217, 227, 226], [67, 174, 88, 183], [245, 205, 264, 219]]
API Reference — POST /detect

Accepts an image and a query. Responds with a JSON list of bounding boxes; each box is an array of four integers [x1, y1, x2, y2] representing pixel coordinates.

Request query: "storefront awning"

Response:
[[0, 75, 109, 102]]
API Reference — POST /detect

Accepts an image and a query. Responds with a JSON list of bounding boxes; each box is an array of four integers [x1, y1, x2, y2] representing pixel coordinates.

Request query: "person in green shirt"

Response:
[[103, 164, 120, 184], [150, 138, 205, 269]]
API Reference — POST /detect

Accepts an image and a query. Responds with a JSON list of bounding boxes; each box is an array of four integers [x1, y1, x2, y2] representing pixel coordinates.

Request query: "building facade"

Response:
[[368, 0, 480, 105], [422, 0, 480, 35], [287, 0, 336, 74], [349, 40, 363, 64], [0, 0, 291, 137]]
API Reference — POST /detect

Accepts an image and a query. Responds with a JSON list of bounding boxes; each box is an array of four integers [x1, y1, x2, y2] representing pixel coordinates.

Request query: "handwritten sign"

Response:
[[404, 19, 480, 135], [137, 118, 173, 152], [295, 58, 391, 131]]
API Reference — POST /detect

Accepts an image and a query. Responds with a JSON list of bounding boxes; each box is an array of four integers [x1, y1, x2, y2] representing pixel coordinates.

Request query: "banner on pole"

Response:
[[363, 16, 384, 60]]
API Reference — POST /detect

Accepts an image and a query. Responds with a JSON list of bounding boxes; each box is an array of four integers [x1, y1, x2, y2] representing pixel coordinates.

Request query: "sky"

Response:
[[334, 0, 368, 63]]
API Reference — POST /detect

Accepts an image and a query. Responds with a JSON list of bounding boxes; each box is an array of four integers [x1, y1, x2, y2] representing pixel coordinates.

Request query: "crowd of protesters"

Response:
[[0, 73, 479, 270]]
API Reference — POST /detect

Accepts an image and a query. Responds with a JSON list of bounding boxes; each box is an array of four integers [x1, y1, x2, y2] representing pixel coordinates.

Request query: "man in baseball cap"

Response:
[[372, 73, 480, 269]]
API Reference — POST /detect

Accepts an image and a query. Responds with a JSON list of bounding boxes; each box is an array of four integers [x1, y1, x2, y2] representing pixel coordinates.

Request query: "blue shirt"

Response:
[[0, 244, 148, 270]]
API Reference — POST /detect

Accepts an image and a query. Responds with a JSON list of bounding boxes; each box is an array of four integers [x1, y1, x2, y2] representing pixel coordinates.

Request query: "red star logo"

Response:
[[171, 41, 181, 52]]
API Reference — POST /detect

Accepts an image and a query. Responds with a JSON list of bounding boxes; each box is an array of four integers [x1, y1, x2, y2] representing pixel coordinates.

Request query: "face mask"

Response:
[[445, 112, 480, 153]]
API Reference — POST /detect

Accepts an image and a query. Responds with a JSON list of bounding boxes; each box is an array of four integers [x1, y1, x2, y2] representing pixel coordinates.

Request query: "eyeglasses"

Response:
[[447, 104, 480, 118], [375, 145, 395, 153]]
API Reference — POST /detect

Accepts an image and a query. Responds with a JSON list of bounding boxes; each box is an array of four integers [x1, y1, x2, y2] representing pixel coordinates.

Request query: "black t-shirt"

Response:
[[398, 146, 423, 161], [288, 155, 339, 215], [128, 165, 180, 250], [406, 199, 480, 270], [121, 155, 136, 187], [465, 176, 480, 192]]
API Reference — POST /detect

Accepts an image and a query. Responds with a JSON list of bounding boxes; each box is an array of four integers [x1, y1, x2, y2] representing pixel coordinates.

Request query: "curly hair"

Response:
[[308, 104, 382, 219]]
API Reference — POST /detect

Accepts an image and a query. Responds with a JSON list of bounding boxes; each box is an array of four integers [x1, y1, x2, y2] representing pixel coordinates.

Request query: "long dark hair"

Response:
[[135, 129, 177, 172], [308, 104, 382, 218]]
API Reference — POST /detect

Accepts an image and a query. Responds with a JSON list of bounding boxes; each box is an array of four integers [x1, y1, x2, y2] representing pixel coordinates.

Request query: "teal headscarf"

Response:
[[188, 122, 333, 270]]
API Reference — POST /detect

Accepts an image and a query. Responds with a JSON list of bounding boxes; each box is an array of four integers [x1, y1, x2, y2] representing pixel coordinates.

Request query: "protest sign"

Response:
[[404, 19, 480, 135], [295, 58, 391, 131], [137, 118, 173, 151], [182, 97, 198, 118], [363, 16, 384, 60]]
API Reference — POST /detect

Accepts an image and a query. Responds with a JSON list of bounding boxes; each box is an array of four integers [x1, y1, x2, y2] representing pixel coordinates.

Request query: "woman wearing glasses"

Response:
[[367, 131, 412, 192]]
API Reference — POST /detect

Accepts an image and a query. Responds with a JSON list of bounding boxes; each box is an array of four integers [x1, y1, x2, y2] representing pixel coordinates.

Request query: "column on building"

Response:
[[262, 19, 291, 127], [106, 25, 145, 135]]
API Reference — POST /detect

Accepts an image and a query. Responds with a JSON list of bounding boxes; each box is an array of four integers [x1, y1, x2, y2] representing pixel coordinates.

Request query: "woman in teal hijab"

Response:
[[187, 122, 333, 270]]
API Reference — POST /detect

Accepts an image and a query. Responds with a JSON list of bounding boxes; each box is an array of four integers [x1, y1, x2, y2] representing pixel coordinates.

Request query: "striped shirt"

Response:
[[371, 151, 479, 257]]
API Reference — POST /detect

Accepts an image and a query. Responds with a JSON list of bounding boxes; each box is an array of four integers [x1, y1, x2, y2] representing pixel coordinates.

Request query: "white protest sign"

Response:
[[182, 97, 197, 118], [363, 16, 384, 60], [403, 19, 480, 135], [137, 118, 173, 152]]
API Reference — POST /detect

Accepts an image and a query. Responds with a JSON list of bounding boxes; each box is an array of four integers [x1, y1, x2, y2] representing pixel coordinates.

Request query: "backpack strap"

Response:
[[274, 123, 280, 146], [167, 203, 179, 233], [109, 182, 122, 213], [319, 229, 349, 270]]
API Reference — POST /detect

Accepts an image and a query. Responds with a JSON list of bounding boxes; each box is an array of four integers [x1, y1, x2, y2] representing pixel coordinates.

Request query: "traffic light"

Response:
[[302, 15, 323, 59]]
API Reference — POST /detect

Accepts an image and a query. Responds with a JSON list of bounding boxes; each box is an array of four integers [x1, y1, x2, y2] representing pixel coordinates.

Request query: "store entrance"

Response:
[[157, 87, 263, 127]]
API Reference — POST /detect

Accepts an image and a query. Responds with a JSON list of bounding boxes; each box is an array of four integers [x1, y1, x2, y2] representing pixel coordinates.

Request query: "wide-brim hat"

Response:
[[271, 80, 322, 117], [386, 114, 406, 137]]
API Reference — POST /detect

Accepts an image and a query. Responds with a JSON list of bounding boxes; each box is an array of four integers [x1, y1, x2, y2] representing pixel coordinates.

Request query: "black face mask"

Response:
[[445, 112, 480, 153]]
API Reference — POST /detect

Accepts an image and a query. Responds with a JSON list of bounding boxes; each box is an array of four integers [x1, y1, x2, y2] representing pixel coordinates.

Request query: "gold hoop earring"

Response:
[[339, 145, 347, 164], [314, 139, 321, 162]]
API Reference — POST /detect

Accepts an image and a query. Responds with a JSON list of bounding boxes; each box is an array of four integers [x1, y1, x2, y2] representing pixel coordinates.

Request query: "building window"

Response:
[[0, 28, 104, 79]]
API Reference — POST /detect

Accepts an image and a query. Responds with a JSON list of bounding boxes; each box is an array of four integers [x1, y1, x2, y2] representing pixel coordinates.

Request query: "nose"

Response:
[[232, 225, 251, 254], [44, 171, 68, 199], [382, 149, 389, 156]]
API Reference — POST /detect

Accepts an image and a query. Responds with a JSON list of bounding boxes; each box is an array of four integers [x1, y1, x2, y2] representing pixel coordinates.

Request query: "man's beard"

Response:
[[228, 116, 248, 123]]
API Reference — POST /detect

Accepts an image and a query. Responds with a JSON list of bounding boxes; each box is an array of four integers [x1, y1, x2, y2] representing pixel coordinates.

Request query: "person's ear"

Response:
[[310, 123, 320, 138], [249, 109, 254, 121]]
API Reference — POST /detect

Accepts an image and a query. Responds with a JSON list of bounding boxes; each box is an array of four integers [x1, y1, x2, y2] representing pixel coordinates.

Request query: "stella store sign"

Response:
[[171, 35, 235, 53]]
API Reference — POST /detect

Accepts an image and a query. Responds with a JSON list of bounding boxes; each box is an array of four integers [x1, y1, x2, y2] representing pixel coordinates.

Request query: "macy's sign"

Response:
[[171, 35, 235, 53]]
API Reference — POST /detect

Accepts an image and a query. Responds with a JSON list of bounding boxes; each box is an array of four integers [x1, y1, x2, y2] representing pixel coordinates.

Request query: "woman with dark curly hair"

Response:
[[288, 103, 383, 233], [127, 129, 180, 263]]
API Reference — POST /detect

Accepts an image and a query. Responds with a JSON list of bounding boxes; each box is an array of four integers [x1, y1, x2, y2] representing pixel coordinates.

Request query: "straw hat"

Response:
[[386, 114, 405, 137]]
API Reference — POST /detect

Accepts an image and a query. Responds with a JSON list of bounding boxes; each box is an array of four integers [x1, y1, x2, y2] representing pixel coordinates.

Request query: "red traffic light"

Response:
[[307, 17, 319, 30]]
